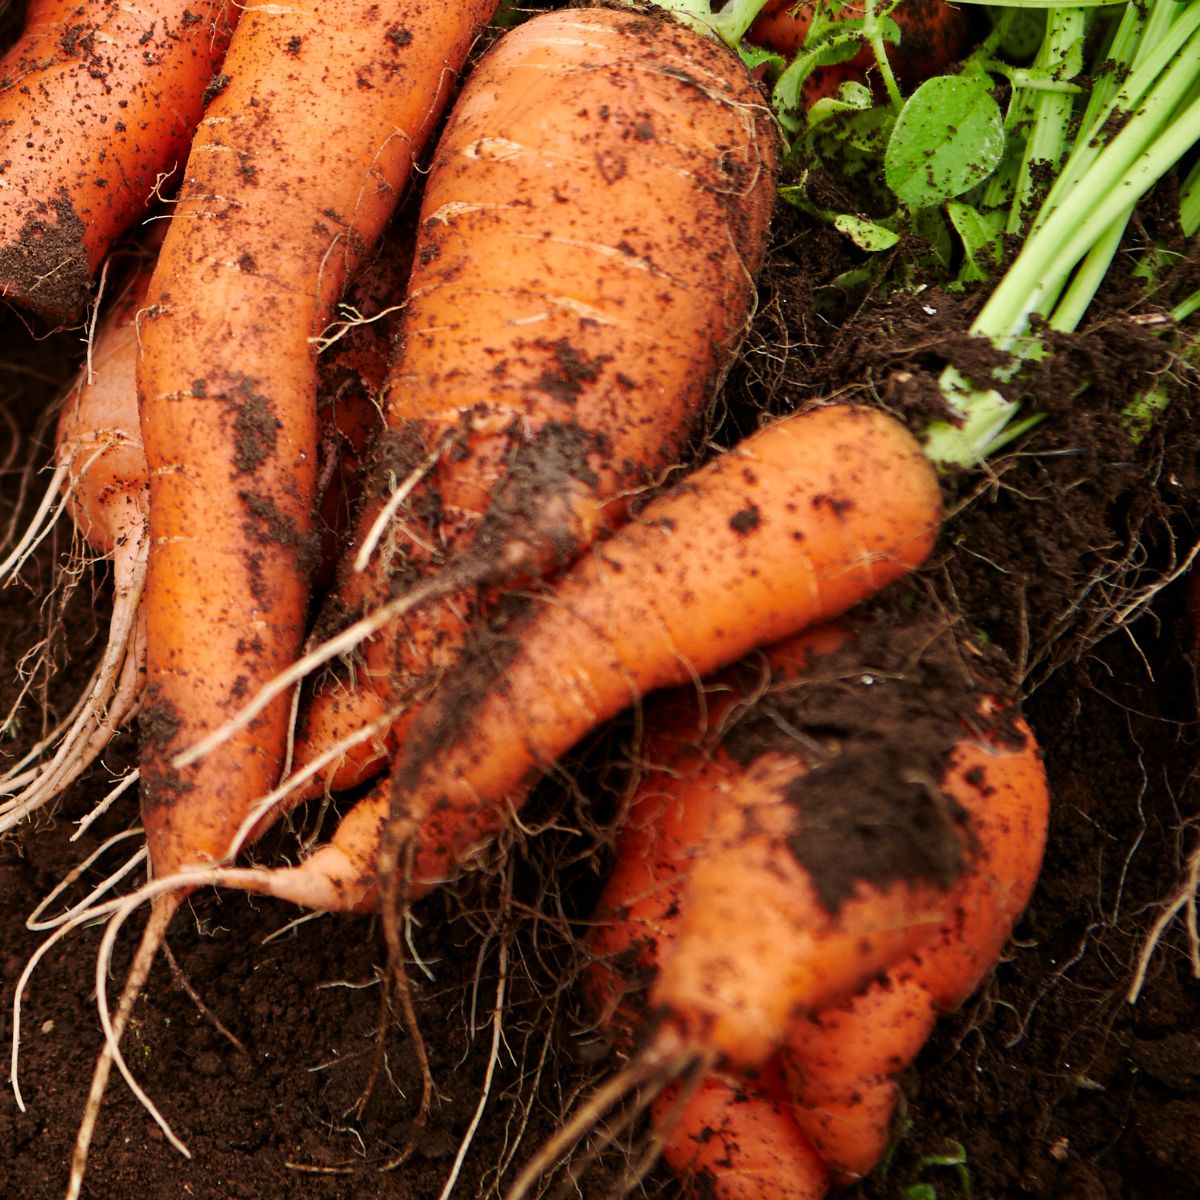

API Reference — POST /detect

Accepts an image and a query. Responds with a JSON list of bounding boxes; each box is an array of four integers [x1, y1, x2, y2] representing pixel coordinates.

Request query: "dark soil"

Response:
[[2, 36, 1200, 1200]]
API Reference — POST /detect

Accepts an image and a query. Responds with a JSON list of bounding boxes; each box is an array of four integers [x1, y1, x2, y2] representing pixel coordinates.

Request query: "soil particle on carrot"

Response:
[[137, 689, 183, 752], [0, 189, 91, 318], [718, 606, 985, 912], [230, 382, 282, 475], [201, 71, 231, 107], [531, 339, 612, 406], [472, 422, 611, 568], [730, 505, 762, 534]]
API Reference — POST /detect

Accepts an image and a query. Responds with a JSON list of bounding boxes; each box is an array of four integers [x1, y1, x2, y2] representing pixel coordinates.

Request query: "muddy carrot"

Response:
[[136, 0, 498, 884], [571, 615, 1047, 1198], [67, 5, 498, 1193], [256, 402, 942, 914], [285, 2, 781, 804], [0, 0, 234, 319]]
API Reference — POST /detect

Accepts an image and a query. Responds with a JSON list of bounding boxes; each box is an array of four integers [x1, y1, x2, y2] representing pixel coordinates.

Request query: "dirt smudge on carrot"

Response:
[[720, 605, 987, 911], [231, 379, 282, 475], [238, 491, 321, 580], [0, 189, 91, 316], [729, 505, 761, 534], [531, 339, 613, 405]]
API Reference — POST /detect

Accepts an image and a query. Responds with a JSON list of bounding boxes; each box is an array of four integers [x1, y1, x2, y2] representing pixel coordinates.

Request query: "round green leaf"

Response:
[[884, 76, 1005, 207]]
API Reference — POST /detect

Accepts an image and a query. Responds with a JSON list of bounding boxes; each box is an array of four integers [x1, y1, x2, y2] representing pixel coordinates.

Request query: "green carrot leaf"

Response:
[[885, 76, 1006, 207], [833, 213, 901, 250], [807, 80, 874, 127], [947, 201, 1003, 281]]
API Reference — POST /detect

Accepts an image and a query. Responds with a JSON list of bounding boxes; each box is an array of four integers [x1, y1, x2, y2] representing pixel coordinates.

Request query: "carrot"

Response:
[[568, 614, 1048, 1199], [650, 1073, 832, 1200], [282, 2, 781, 806], [0, 236, 392, 836], [583, 622, 860, 1045], [254, 402, 942, 915], [135, 0, 497, 887], [0, 0, 235, 320], [780, 700, 1049, 1181], [62, 0, 499, 1166]]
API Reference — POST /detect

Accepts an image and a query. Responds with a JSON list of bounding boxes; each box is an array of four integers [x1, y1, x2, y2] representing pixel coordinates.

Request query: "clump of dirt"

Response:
[[734, 201, 1200, 694], [719, 606, 990, 911]]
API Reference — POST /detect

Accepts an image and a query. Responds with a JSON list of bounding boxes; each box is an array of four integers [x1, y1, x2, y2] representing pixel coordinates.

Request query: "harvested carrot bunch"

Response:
[[6, 0, 1193, 1194], [4, 4, 788, 1194], [4, 5, 947, 1193], [255, 403, 940, 916]]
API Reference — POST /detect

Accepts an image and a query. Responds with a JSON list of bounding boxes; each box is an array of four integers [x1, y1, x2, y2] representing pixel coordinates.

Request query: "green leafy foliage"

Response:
[[646, 0, 1199, 465], [946, 200, 1002, 281], [834, 212, 901, 249]]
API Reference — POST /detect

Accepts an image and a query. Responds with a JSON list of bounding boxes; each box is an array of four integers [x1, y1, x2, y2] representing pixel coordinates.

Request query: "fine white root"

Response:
[[226, 703, 402, 861], [1128, 837, 1200, 1003], [0, 462, 71, 583], [25, 828, 147, 932], [75, 897, 190, 1195], [0, 530, 147, 833], [72, 768, 140, 840], [501, 1040, 702, 1200], [436, 869, 512, 1200]]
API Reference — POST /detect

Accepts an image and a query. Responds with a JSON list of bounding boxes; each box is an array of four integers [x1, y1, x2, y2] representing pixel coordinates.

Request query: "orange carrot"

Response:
[[574, 615, 1048, 1199], [780, 700, 1048, 1180], [65, 6, 498, 1180], [255, 402, 942, 915], [136, 0, 497, 886], [651, 1074, 832, 1200], [285, 3, 781, 804], [0, 0, 234, 320]]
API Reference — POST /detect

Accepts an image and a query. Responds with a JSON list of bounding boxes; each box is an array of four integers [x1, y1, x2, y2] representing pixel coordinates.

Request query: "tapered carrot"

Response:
[[284, 3, 781, 804], [136, 0, 498, 885], [0, 236, 390, 834], [567, 616, 1047, 1199], [0, 0, 234, 320], [255, 402, 942, 914]]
